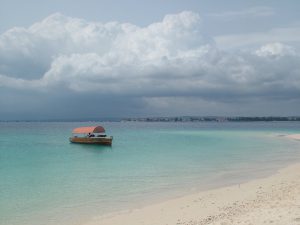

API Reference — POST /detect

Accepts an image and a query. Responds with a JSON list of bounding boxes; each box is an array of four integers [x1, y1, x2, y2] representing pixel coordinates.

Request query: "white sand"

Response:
[[84, 135, 300, 225]]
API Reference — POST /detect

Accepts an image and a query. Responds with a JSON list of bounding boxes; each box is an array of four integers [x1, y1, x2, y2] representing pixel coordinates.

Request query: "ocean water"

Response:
[[0, 122, 300, 225]]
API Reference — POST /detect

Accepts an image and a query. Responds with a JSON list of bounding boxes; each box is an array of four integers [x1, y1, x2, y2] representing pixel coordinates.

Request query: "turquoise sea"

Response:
[[1, 122, 300, 225]]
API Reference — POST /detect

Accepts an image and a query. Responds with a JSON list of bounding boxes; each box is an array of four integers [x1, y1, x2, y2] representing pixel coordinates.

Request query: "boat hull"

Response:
[[69, 137, 113, 145]]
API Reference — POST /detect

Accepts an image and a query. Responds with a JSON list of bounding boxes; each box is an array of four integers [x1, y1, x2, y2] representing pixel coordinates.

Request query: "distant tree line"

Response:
[[122, 116, 300, 122]]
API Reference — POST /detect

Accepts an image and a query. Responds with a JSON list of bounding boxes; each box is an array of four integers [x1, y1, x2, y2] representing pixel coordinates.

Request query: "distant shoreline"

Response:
[[1, 116, 300, 123], [122, 116, 300, 122]]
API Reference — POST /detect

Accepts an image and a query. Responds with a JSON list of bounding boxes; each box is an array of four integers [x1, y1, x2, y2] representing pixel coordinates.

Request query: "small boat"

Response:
[[69, 126, 113, 145]]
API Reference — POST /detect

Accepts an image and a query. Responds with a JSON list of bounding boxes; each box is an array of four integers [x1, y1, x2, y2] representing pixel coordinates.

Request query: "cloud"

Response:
[[207, 6, 275, 20], [0, 11, 300, 118], [255, 42, 296, 57], [0, 11, 215, 94], [214, 26, 300, 49]]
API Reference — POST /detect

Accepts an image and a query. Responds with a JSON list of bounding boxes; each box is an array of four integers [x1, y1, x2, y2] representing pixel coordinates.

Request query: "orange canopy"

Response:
[[72, 126, 105, 134]]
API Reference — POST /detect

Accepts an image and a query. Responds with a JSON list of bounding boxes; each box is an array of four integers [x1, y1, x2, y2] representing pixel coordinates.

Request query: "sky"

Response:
[[0, 0, 300, 120]]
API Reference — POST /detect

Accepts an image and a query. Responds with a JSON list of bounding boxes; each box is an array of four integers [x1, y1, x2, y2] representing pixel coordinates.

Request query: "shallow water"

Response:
[[0, 122, 300, 225]]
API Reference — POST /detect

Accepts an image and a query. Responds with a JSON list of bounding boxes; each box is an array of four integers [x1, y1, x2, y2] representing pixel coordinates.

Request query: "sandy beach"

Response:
[[85, 135, 300, 225]]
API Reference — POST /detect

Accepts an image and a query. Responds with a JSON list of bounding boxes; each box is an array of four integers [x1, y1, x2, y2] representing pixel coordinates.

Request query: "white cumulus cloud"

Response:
[[208, 6, 275, 20], [0, 11, 300, 118], [255, 42, 296, 58]]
